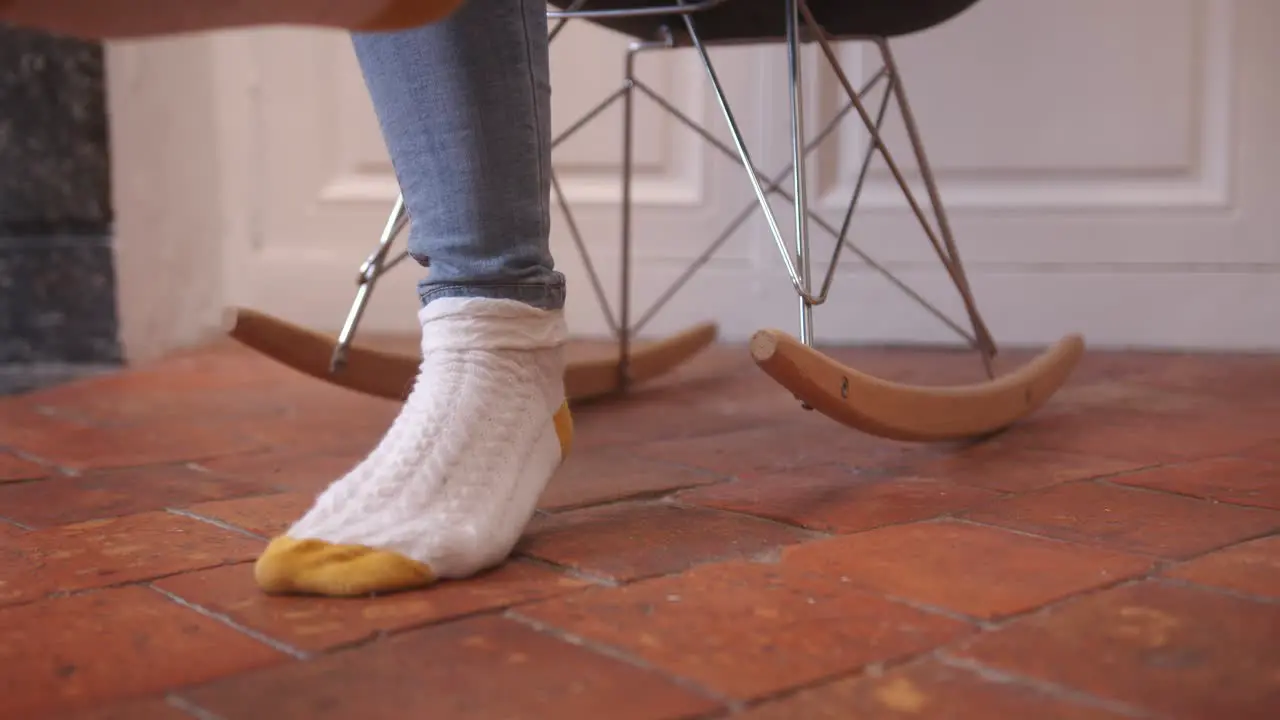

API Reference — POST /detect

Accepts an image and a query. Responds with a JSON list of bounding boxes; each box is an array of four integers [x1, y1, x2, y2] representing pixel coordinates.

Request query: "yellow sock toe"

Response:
[[254, 536, 436, 597]]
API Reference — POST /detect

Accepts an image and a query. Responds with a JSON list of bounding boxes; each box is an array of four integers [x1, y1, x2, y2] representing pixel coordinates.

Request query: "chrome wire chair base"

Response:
[[318, 0, 1086, 439]]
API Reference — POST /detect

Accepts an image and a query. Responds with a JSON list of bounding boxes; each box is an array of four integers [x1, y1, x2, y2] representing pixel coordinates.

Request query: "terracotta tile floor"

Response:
[[2, 339, 1280, 719]]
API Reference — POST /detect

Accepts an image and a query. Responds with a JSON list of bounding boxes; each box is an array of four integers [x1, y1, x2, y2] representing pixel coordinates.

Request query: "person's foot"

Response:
[[254, 297, 572, 597]]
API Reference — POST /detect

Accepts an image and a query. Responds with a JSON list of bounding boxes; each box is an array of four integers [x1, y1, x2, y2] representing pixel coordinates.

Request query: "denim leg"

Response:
[[351, 0, 563, 311]]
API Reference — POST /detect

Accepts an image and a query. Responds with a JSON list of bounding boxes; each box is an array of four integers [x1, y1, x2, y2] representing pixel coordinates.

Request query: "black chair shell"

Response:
[[548, 0, 982, 44]]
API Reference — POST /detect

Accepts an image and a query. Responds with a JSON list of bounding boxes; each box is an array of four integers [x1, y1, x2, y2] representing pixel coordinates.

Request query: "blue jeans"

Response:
[[351, 0, 565, 311]]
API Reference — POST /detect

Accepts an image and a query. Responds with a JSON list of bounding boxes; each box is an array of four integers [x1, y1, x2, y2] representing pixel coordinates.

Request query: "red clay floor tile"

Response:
[[538, 447, 721, 511], [519, 501, 813, 582], [56, 697, 194, 720], [633, 422, 925, 478], [779, 520, 1154, 620], [1, 410, 265, 471], [177, 614, 721, 720], [0, 586, 286, 718], [909, 443, 1146, 493], [2, 343, 1278, 716], [242, 408, 396, 457], [952, 579, 1280, 720], [567, 397, 771, 450], [1242, 439, 1280, 463], [516, 560, 974, 701], [12, 347, 392, 432], [194, 450, 361, 494], [0, 464, 271, 528], [154, 559, 589, 653], [1141, 361, 1278, 400], [676, 464, 999, 534], [736, 657, 1132, 720], [0, 512, 263, 607], [1163, 534, 1280, 599], [1005, 407, 1278, 465], [1111, 456, 1280, 510], [0, 451, 48, 482], [1048, 379, 1226, 416], [0, 522, 25, 543], [963, 481, 1280, 559], [182, 491, 316, 538], [19, 374, 293, 428], [1134, 355, 1280, 404]]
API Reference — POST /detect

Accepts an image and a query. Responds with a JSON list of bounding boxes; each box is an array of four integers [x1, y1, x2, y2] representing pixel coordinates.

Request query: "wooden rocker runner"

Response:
[[225, 0, 1085, 440]]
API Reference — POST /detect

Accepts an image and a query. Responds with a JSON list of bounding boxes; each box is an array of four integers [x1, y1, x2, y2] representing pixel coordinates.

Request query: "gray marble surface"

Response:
[[0, 27, 119, 395]]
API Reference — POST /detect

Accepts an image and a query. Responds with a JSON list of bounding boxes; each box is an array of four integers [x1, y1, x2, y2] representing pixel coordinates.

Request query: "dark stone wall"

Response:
[[0, 26, 120, 395]]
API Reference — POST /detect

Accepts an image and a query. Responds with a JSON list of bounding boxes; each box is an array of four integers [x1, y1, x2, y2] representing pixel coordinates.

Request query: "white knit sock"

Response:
[[254, 297, 572, 596]]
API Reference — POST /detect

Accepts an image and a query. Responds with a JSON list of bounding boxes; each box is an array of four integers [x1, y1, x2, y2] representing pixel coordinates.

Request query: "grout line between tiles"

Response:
[[185, 461, 219, 475], [660, 496, 833, 541], [513, 555, 620, 587], [1171, 527, 1280, 562], [1093, 474, 1280, 513], [539, 482, 724, 516], [694, 659, 921, 718], [982, 571, 1169, 630], [165, 508, 269, 541], [961, 509, 1280, 571], [148, 584, 311, 660], [1151, 575, 1280, 606], [0, 515, 34, 531], [871, 590, 995, 629], [0, 562, 254, 612], [933, 652, 1160, 719], [165, 694, 228, 720], [945, 516, 1169, 560], [1, 446, 77, 476]]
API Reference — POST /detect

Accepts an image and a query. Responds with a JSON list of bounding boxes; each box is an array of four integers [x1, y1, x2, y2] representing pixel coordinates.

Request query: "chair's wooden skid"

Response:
[[222, 307, 718, 403], [750, 329, 1085, 442], [558, 322, 720, 401]]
